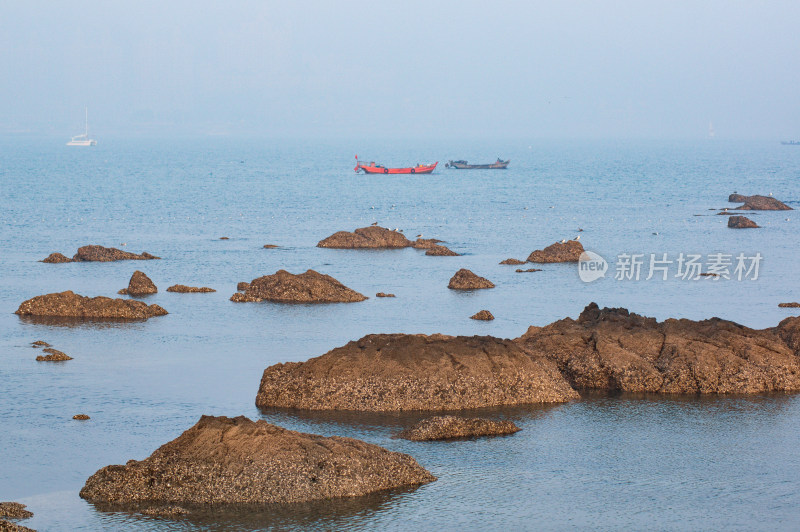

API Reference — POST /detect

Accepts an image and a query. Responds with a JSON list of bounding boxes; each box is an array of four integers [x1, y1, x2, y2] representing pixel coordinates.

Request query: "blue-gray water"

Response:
[[1, 138, 799, 531]]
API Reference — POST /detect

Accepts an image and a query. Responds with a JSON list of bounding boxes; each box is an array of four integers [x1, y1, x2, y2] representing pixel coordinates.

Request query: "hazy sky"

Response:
[[2, 1, 798, 139]]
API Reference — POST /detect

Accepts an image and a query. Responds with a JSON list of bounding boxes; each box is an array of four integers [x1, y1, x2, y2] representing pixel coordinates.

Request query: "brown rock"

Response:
[[256, 334, 579, 411], [0, 519, 36, 531], [516, 302, 800, 394], [729, 194, 792, 210], [448, 269, 494, 290], [73, 414, 90, 420], [0, 503, 33, 519], [699, 273, 719, 278], [118, 271, 157, 296], [318, 226, 411, 248], [500, 258, 525, 265], [166, 285, 215, 293], [728, 216, 759, 228], [412, 238, 444, 249], [73, 245, 160, 262], [376, 292, 395, 298], [263, 244, 278, 249], [79, 415, 435, 506], [41, 252, 74, 263], [31, 341, 51, 348], [398, 416, 520, 441], [425, 245, 459, 256], [36, 348, 72, 362], [470, 310, 494, 321], [219, 237, 229, 240], [236, 282, 250, 291], [15, 291, 168, 320], [779, 302, 800, 308], [516, 268, 543, 273], [231, 270, 366, 303], [527, 240, 584, 263]]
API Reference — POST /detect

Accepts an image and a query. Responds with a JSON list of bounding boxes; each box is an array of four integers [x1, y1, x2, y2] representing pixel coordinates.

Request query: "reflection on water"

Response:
[[16, 314, 152, 329]]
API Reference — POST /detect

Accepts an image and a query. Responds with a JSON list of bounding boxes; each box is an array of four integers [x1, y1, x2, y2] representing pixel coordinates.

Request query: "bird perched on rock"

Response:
[[371, 222, 378, 226]]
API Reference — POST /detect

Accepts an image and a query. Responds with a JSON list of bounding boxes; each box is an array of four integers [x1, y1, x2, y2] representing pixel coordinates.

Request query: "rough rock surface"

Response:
[[36, 348, 72, 362], [256, 334, 579, 411], [231, 270, 366, 303], [448, 269, 495, 290], [398, 416, 520, 441], [470, 310, 495, 321], [0, 519, 36, 531], [31, 341, 50, 348], [73, 245, 160, 262], [778, 302, 800, 308], [517, 303, 800, 394], [728, 216, 759, 228], [729, 194, 792, 210], [41, 252, 73, 263], [425, 245, 459, 256], [516, 268, 543, 273], [73, 414, 90, 420], [527, 240, 584, 263], [412, 238, 444, 249], [500, 258, 525, 265], [80, 415, 435, 505], [318, 227, 411, 248], [141, 506, 189, 517], [166, 285, 215, 293], [15, 291, 167, 320], [118, 271, 157, 296], [0, 503, 32, 520], [376, 292, 395, 298], [236, 282, 250, 291], [263, 244, 278, 249]]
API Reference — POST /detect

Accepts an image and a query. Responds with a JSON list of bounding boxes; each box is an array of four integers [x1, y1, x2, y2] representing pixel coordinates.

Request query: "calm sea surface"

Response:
[[1, 138, 799, 531]]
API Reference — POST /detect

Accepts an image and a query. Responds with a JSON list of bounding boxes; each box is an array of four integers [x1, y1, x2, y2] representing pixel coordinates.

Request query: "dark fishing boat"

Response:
[[445, 158, 509, 169], [781, 140, 800, 146]]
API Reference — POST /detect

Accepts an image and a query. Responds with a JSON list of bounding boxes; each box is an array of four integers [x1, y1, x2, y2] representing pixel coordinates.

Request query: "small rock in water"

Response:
[[699, 273, 719, 278], [516, 268, 543, 273], [36, 348, 73, 362], [231, 270, 366, 303], [448, 269, 494, 290], [73, 414, 90, 420], [376, 292, 396, 298], [470, 310, 494, 321], [118, 271, 158, 296], [31, 340, 51, 348], [425, 244, 459, 256], [41, 252, 74, 263], [398, 416, 520, 441], [499, 258, 525, 265], [15, 291, 167, 320], [263, 244, 278, 249], [779, 302, 800, 308], [527, 240, 584, 263], [166, 285, 215, 293], [727, 215, 759, 229], [219, 237, 229, 240]]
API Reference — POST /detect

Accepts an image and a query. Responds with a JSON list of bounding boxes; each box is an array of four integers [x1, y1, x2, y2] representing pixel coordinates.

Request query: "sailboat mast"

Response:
[[85, 106, 89, 137]]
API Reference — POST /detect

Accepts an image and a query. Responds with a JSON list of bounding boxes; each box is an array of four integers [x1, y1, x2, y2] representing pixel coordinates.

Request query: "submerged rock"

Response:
[[516, 268, 543, 273], [729, 194, 792, 210], [31, 341, 51, 348], [73, 414, 90, 420], [425, 245, 459, 256], [318, 226, 411, 248], [41, 252, 74, 263], [728, 215, 759, 228], [500, 258, 525, 265], [516, 303, 800, 394], [398, 416, 520, 441], [15, 291, 167, 320], [36, 348, 72, 362], [527, 240, 584, 263], [118, 271, 157, 296], [256, 334, 578, 411], [80, 415, 435, 506], [376, 292, 395, 298], [231, 270, 366, 303], [166, 285, 215, 293], [263, 244, 279, 249], [470, 310, 494, 321], [0, 503, 33, 519], [72, 245, 160, 262], [412, 238, 444, 249], [448, 269, 494, 290], [779, 302, 800, 308]]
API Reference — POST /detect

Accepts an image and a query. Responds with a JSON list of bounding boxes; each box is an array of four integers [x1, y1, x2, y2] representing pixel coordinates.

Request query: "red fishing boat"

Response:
[[354, 155, 438, 174]]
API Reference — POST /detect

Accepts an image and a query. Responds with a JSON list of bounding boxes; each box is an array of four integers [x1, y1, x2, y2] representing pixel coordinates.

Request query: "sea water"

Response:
[[1, 137, 799, 530]]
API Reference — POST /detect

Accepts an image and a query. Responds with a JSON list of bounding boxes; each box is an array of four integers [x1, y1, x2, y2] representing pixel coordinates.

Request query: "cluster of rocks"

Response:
[[317, 226, 457, 256], [398, 416, 520, 441], [15, 291, 167, 320], [779, 302, 800, 308], [35, 348, 72, 362], [729, 193, 792, 211], [231, 270, 366, 303], [42, 245, 159, 263]]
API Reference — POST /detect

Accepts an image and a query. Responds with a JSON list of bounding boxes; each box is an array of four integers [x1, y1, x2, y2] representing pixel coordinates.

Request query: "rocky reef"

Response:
[[448, 269, 494, 290], [470, 310, 494, 321], [398, 416, 520, 441], [527, 240, 584, 263], [118, 271, 157, 296], [425, 245, 459, 256], [727, 215, 759, 228], [318, 226, 411, 248], [35, 348, 72, 362], [166, 285, 216, 293], [729, 194, 792, 211], [15, 291, 167, 320], [231, 270, 366, 303]]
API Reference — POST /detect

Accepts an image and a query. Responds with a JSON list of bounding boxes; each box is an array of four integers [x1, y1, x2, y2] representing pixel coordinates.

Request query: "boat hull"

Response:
[[446, 160, 509, 169], [356, 162, 438, 174]]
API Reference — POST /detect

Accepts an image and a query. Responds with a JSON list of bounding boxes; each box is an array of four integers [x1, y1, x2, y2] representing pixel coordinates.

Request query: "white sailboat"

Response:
[[67, 107, 97, 146]]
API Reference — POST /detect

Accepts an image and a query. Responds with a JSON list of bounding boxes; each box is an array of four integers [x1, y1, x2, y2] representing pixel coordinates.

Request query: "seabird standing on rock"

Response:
[[561, 239, 566, 243], [371, 222, 378, 226]]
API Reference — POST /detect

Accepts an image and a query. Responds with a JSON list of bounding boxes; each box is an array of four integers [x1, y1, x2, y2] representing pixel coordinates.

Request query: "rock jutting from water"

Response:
[[376, 292, 395, 298], [73, 414, 90, 420], [72, 245, 160, 262], [31, 341, 51, 348], [412, 238, 444, 249], [118, 271, 157, 296], [79, 415, 435, 507], [166, 285, 216, 293], [0, 503, 33, 520], [425, 245, 459, 256], [236, 281, 250, 291], [779, 302, 800, 308], [231, 270, 366, 303], [499, 258, 526, 265], [15, 291, 167, 320], [470, 310, 494, 321], [727, 215, 759, 228], [263, 244, 279, 249], [256, 334, 579, 411], [527, 240, 584, 263], [36, 348, 72, 362], [397, 416, 521, 441], [41, 252, 74, 263], [516, 268, 543, 273], [516, 303, 800, 394], [729, 194, 792, 211], [317, 226, 411, 248], [448, 269, 495, 290]]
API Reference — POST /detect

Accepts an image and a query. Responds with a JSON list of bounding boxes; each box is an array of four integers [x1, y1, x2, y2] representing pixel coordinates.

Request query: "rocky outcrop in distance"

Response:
[[527, 240, 584, 263], [118, 271, 157, 296], [256, 334, 579, 411], [231, 270, 366, 303], [166, 285, 215, 293], [318, 226, 411, 248], [448, 269, 494, 290], [80, 416, 435, 507], [729, 194, 792, 211], [500, 258, 525, 265], [779, 302, 800, 308], [36, 348, 72, 362], [41, 245, 160, 263], [376, 292, 395, 298], [728, 215, 759, 228], [516, 268, 542, 273], [73, 414, 90, 420], [517, 303, 800, 394], [41, 253, 73, 263], [398, 416, 520, 441], [470, 310, 494, 321], [425, 245, 459, 256], [15, 291, 167, 320]]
